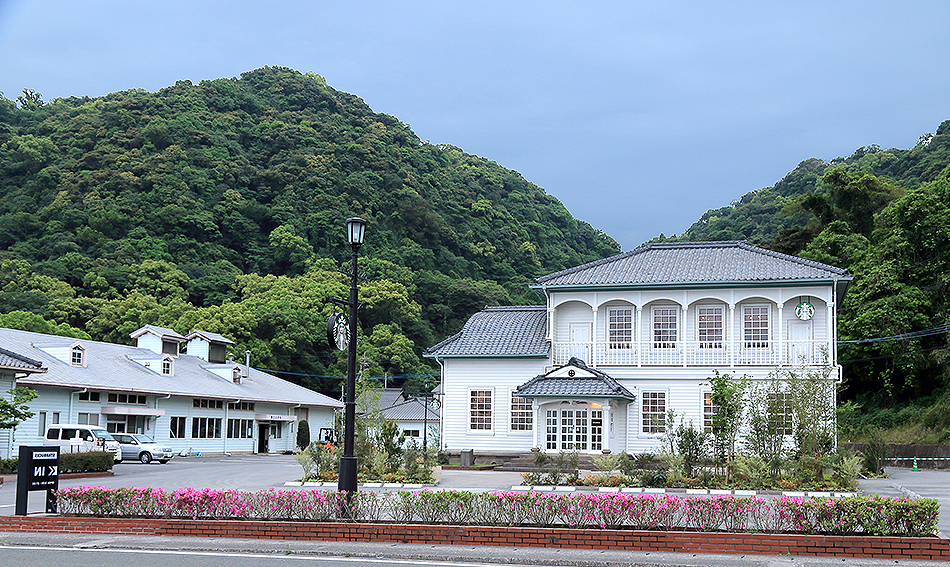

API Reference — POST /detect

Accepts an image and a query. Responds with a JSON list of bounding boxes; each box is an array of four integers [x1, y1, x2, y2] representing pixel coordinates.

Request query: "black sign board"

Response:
[[16, 445, 60, 515]]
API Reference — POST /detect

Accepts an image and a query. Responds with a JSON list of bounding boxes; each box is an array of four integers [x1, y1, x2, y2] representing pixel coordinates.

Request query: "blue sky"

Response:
[[1, 1, 948, 251]]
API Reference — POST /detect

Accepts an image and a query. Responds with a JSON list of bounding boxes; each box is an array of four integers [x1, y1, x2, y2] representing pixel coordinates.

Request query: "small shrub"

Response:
[[862, 428, 889, 474], [0, 457, 17, 474]]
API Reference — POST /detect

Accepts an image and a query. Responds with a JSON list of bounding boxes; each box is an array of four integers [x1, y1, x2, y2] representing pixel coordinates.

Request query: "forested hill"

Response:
[[671, 120, 950, 417], [0, 66, 619, 393]]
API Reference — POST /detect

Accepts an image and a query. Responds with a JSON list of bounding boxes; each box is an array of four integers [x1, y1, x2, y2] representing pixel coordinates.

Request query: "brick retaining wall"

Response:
[[1, 516, 948, 560]]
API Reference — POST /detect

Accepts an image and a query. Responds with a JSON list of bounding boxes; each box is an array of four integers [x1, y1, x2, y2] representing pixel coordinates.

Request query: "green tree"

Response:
[[706, 370, 749, 480], [0, 387, 38, 429]]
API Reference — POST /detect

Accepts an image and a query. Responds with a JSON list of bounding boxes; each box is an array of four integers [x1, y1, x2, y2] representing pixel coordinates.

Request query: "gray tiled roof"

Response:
[[0, 346, 46, 373], [2, 327, 341, 408], [357, 388, 405, 410], [381, 398, 440, 422], [533, 241, 851, 288], [516, 358, 635, 400], [424, 306, 548, 358]]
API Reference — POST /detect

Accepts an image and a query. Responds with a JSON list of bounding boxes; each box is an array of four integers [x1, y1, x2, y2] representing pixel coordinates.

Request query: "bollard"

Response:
[[913, 457, 918, 471]]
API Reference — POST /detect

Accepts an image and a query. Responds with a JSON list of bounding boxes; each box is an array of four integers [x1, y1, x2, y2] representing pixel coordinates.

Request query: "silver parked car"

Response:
[[111, 433, 174, 464]]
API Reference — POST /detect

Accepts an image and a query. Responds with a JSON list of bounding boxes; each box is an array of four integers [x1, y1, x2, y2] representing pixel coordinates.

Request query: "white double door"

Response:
[[544, 403, 604, 452]]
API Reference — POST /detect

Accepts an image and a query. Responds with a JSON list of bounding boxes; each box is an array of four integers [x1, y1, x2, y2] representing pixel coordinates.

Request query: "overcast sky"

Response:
[[1, 1, 948, 251]]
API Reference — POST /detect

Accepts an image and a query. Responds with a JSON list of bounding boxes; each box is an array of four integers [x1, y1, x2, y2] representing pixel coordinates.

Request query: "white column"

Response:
[[828, 300, 835, 365], [636, 306, 642, 367], [681, 304, 687, 367], [777, 305, 784, 367], [591, 306, 598, 367], [729, 304, 736, 367]]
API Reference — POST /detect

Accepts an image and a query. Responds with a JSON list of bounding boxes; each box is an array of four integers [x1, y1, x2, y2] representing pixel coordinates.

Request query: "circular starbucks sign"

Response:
[[795, 301, 815, 321]]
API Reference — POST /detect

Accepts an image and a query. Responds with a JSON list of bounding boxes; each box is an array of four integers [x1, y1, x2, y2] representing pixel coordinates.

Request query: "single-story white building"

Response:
[[0, 324, 342, 459]]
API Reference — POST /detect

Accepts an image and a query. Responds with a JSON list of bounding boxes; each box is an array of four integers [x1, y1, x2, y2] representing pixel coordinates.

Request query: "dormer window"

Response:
[[210, 343, 227, 364], [162, 339, 179, 356], [162, 355, 173, 376], [70, 344, 86, 367]]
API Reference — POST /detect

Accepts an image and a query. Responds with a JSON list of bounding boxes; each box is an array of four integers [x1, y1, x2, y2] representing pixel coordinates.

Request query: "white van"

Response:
[[43, 424, 122, 462]]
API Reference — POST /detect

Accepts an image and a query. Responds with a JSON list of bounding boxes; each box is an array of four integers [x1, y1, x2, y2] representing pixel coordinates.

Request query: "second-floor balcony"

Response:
[[552, 340, 830, 368]]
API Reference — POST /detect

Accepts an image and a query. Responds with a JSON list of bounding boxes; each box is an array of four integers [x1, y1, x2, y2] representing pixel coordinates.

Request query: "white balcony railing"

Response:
[[552, 340, 829, 367]]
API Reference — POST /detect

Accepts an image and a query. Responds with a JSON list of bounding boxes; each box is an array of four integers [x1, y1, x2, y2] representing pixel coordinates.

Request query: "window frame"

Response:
[[743, 304, 771, 349], [703, 391, 718, 433], [191, 416, 222, 439], [607, 306, 633, 349], [641, 390, 668, 435], [767, 392, 794, 435], [697, 304, 724, 349], [170, 416, 186, 439], [652, 306, 678, 349], [70, 344, 86, 367], [468, 388, 494, 433], [509, 391, 533, 433], [227, 418, 254, 439]]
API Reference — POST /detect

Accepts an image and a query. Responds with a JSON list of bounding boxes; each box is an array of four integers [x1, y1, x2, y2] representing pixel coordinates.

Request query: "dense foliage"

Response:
[[0, 67, 619, 393]]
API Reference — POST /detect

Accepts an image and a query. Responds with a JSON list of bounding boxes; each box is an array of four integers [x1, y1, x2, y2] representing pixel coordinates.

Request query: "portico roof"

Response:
[[515, 358, 635, 400]]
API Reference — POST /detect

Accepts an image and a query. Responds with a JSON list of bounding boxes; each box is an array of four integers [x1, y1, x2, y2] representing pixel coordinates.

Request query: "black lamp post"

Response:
[[338, 217, 366, 498]]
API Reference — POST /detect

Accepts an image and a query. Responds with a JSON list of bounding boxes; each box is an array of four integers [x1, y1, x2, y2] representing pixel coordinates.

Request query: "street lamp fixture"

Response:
[[346, 217, 367, 248], [338, 217, 367, 502]]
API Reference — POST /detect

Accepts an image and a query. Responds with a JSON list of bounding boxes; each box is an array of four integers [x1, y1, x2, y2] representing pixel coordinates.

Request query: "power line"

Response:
[[838, 324, 950, 345]]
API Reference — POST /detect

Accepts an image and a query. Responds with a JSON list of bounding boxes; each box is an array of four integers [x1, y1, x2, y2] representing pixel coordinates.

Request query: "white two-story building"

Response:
[[425, 241, 851, 457]]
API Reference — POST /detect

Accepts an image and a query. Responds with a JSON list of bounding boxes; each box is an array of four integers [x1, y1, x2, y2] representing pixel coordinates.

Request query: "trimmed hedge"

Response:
[[0, 453, 114, 475], [56, 487, 939, 537], [60, 452, 115, 474]]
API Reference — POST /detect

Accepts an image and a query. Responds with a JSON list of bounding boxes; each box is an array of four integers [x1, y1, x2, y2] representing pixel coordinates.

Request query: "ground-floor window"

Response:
[[77, 412, 99, 426], [469, 390, 492, 430], [170, 416, 186, 438], [510, 394, 532, 431], [642, 391, 666, 434], [227, 418, 254, 439], [768, 392, 793, 435], [192, 417, 222, 439], [703, 392, 718, 433], [37, 411, 60, 435], [403, 429, 420, 438], [106, 414, 146, 434]]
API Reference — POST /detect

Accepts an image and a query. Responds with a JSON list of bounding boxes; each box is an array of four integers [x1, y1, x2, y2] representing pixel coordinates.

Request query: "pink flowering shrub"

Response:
[[55, 487, 938, 536]]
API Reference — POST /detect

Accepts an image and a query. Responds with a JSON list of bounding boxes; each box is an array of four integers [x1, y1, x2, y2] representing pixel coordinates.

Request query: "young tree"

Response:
[[706, 370, 749, 480], [0, 387, 38, 429]]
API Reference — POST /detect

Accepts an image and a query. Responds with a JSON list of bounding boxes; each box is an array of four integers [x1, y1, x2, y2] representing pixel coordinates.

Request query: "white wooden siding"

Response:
[[440, 357, 548, 453]]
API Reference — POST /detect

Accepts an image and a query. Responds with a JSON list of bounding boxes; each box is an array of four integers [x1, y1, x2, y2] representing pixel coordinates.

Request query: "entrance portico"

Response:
[[515, 358, 635, 454]]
